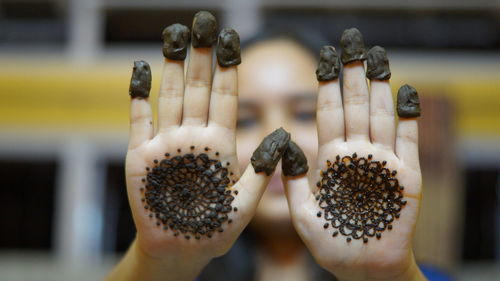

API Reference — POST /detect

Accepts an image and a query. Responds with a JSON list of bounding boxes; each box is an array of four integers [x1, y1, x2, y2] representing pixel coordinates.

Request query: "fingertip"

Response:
[[216, 28, 241, 67], [340, 27, 367, 65], [282, 140, 309, 177], [191, 11, 218, 48], [251, 128, 291, 176], [162, 23, 190, 60], [316, 45, 341, 82], [129, 60, 152, 99], [397, 84, 421, 118], [366, 46, 391, 81]]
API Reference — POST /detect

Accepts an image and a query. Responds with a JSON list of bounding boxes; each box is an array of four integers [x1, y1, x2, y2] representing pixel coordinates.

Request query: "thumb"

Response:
[[232, 128, 290, 215], [281, 141, 313, 209]]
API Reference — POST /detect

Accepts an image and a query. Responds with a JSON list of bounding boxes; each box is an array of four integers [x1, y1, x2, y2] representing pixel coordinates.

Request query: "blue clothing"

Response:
[[421, 264, 455, 281], [198, 264, 455, 281]]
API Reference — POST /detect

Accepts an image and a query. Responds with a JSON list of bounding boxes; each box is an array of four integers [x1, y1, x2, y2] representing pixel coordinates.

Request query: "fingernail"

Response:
[[251, 128, 291, 176], [162, 23, 190, 60], [366, 46, 391, 80], [282, 141, 309, 177], [129, 60, 151, 99], [216, 28, 241, 67], [191, 11, 218, 48], [316, 45, 341, 81], [340, 28, 367, 64], [397, 84, 421, 118]]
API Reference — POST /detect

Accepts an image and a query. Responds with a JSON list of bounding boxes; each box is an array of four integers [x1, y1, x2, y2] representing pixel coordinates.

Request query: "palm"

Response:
[[126, 126, 243, 257], [285, 52, 422, 280], [125, 20, 275, 260], [300, 142, 421, 276]]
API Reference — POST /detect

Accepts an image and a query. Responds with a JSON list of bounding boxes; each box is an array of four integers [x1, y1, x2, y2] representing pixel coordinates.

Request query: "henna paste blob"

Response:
[[397, 84, 421, 118], [142, 150, 237, 239], [191, 11, 218, 48], [366, 46, 391, 80], [282, 140, 309, 177], [162, 23, 190, 60], [216, 28, 241, 67], [251, 128, 290, 176], [316, 153, 406, 242], [129, 60, 151, 99], [340, 28, 367, 64], [316, 45, 341, 81]]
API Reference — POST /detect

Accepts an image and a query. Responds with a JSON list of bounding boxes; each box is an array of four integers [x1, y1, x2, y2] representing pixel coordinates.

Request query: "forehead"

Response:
[[238, 39, 318, 102]]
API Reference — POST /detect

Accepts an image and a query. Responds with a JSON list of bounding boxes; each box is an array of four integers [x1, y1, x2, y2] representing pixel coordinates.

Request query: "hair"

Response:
[[241, 25, 329, 59]]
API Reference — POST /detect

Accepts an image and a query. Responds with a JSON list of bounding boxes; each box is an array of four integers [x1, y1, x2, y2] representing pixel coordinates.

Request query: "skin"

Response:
[[237, 40, 319, 236], [105, 12, 427, 281], [106, 13, 286, 281], [282, 36, 426, 280]]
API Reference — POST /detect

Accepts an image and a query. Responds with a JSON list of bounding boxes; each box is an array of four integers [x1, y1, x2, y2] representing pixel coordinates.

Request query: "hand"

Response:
[[282, 29, 426, 281], [108, 11, 289, 281]]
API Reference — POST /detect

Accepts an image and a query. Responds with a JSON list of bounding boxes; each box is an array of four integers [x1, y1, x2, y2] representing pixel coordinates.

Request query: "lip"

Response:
[[268, 172, 284, 193]]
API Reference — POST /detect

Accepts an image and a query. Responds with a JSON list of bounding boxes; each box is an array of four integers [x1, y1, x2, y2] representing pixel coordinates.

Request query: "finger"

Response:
[[157, 24, 189, 131], [183, 11, 217, 126], [316, 45, 344, 145], [233, 128, 290, 213], [367, 46, 396, 150], [281, 141, 313, 208], [395, 84, 421, 171], [340, 28, 370, 142], [128, 60, 154, 149], [208, 28, 241, 130]]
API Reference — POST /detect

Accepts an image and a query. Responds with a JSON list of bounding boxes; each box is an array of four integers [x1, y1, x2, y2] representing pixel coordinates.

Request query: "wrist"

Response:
[[105, 238, 211, 281], [377, 260, 426, 281], [332, 252, 427, 281], [134, 239, 212, 281]]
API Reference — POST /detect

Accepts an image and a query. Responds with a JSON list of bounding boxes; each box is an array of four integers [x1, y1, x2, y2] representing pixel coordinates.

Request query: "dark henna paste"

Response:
[[316, 153, 406, 242], [191, 11, 217, 48], [129, 60, 151, 99], [216, 28, 241, 67], [366, 46, 391, 80], [141, 148, 238, 239], [316, 45, 341, 81], [162, 23, 190, 60], [340, 28, 367, 64], [397, 84, 421, 118], [251, 128, 290, 176], [282, 141, 309, 177]]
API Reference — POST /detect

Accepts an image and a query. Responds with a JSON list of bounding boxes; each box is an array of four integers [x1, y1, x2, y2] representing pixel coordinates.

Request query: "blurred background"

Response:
[[0, 0, 499, 280]]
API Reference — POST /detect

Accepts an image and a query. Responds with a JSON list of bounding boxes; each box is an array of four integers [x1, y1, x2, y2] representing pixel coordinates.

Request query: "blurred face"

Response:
[[237, 39, 318, 232]]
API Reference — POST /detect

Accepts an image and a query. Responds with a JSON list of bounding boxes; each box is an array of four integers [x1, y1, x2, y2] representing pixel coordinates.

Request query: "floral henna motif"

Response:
[[316, 153, 406, 243], [141, 148, 238, 240]]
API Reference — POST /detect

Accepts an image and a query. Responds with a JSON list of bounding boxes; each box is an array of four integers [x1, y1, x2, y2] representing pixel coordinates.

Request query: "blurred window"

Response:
[[263, 8, 500, 50], [462, 168, 499, 261], [104, 8, 220, 45], [102, 161, 135, 253], [0, 159, 57, 250], [0, 0, 65, 46]]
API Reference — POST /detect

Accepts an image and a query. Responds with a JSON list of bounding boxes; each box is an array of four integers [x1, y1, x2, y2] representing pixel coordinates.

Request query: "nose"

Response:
[[262, 103, 289, 136]]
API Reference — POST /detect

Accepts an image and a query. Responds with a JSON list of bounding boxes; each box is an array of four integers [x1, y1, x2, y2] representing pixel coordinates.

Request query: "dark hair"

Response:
[[241, 26, 329, 59]]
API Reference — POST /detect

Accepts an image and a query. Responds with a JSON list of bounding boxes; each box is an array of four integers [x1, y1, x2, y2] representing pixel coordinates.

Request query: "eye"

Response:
[[289, 93, 316, 123], [294, 110, 315, 122], [237, 101, 259, 129], [237, 116, 258, 129]]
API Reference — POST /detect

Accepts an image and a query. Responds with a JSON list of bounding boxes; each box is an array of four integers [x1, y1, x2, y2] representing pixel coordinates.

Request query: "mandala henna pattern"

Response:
[[141, 147, 238, 240], [316, 153, 406, 243]]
